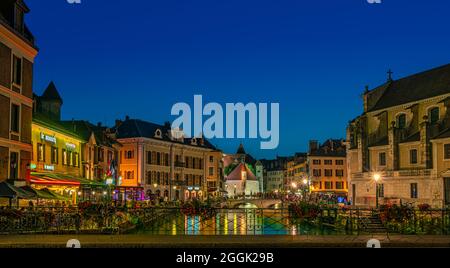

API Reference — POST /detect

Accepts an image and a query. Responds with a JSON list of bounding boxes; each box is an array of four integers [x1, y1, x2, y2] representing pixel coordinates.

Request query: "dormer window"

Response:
[[428, 107, 440, 124], [396, 114, 406, 129], [154, 129, 162, 138]]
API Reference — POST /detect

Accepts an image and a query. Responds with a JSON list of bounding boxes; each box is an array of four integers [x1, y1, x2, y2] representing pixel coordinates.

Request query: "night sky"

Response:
[[26, 0, 450, 159]]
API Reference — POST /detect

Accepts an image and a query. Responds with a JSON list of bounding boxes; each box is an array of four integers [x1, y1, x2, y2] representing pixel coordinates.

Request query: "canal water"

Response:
[[136, 203, 339, 235]]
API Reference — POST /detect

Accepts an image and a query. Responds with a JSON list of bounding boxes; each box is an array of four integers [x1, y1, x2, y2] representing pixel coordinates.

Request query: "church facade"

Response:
[[347, 64, 450, 208], [224, 144, 261, 197]]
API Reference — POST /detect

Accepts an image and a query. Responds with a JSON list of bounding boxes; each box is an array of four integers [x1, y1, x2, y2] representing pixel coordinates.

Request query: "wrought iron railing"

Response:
[[1, 206, 449, 235]]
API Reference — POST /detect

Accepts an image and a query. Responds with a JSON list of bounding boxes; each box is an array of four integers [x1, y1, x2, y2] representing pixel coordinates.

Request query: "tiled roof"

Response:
[[368, 63, 450, 112], [432, 128, 450, 140], [115, 118, 217, 150], [368, 136, 389, 147], [226, 163, 257, 181], [309, 139, 346, 157], [60, 120, 117, 147], [32, 113, 84, 141], [399, 132, 421, 144]]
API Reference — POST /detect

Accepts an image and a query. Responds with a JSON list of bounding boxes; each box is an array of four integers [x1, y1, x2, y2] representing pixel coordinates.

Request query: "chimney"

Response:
[[125, 115, 130, 121], [309, 140, 318, 153], [97, 122, 102, 127]]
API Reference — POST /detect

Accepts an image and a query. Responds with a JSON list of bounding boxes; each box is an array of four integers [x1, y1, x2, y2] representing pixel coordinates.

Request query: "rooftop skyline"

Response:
[[26, 0, 450, 159]]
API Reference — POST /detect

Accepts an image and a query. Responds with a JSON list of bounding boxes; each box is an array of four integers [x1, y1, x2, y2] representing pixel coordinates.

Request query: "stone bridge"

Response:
[[220, 199, 283, 209]]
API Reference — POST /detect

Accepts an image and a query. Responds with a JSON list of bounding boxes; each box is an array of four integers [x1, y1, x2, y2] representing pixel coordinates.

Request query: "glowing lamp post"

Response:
[[373, 173, 381, 208], [301, 178, 309, 199], [291, 182, 297, 192]]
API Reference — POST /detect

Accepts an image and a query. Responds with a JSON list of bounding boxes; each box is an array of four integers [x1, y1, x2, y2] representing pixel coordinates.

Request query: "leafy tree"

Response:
[[224, 163, 238, 176]]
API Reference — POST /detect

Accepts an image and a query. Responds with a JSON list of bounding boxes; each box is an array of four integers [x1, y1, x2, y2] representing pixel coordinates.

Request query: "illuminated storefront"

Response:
[[30, 117, 104, 203]]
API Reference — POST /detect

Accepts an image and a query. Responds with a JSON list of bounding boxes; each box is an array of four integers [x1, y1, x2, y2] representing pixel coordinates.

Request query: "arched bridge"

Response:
[[220, 199, 284, 209]]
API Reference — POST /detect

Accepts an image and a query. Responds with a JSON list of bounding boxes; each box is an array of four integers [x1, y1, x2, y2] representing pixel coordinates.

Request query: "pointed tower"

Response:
[[38, 81, 63, 121], [236, 143, 246, 163]]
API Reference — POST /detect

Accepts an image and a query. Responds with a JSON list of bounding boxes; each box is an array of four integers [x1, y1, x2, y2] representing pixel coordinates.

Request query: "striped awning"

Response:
[[30, 172, 106, 187]]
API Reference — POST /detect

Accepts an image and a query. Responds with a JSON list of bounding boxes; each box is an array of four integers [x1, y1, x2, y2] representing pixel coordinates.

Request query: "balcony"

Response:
[[351, 169, 433, 180]]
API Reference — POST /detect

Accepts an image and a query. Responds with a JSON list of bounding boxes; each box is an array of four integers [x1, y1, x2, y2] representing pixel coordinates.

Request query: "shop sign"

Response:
[[40, 133, 56, 144], [44, 164, 55, 171], [66, 142, 76, 150]]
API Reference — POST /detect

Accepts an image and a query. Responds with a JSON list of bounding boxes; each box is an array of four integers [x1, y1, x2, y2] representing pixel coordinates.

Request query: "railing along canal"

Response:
[[1, 206, 450, 235]]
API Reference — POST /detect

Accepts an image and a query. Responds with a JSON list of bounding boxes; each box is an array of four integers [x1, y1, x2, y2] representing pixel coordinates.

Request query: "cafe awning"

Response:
[[20, 186, 58, 200], [30, 172, 106, 187], [40, 188, 71, 200], [0, 182, 35, 199]]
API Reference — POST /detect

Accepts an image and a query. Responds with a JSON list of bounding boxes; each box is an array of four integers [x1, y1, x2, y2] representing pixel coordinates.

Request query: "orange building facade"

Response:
[[308, 140, 348, 195]]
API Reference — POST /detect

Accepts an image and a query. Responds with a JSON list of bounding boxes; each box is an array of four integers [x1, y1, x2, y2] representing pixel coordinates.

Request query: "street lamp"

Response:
[[291, 182, 297, 189], [373, 173, 381, 208]]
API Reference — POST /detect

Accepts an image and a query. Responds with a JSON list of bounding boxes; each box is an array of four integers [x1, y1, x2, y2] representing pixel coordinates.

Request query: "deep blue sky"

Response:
[[26, 0, 450, 159]]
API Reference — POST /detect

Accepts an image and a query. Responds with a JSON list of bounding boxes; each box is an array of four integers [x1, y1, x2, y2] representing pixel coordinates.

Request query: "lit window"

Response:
[[62, 149, 67, 165], [37, 143, 45, 161], [51, 147, 58, 164]]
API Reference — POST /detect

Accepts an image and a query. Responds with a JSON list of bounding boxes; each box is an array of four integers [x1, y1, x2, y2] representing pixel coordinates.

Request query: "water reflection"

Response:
[[139, 208, 339, 235]]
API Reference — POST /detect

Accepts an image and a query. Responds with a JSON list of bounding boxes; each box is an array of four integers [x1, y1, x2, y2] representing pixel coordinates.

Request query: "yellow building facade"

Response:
[[29, 118, 84, 203], [347, 64, 450, 208]]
